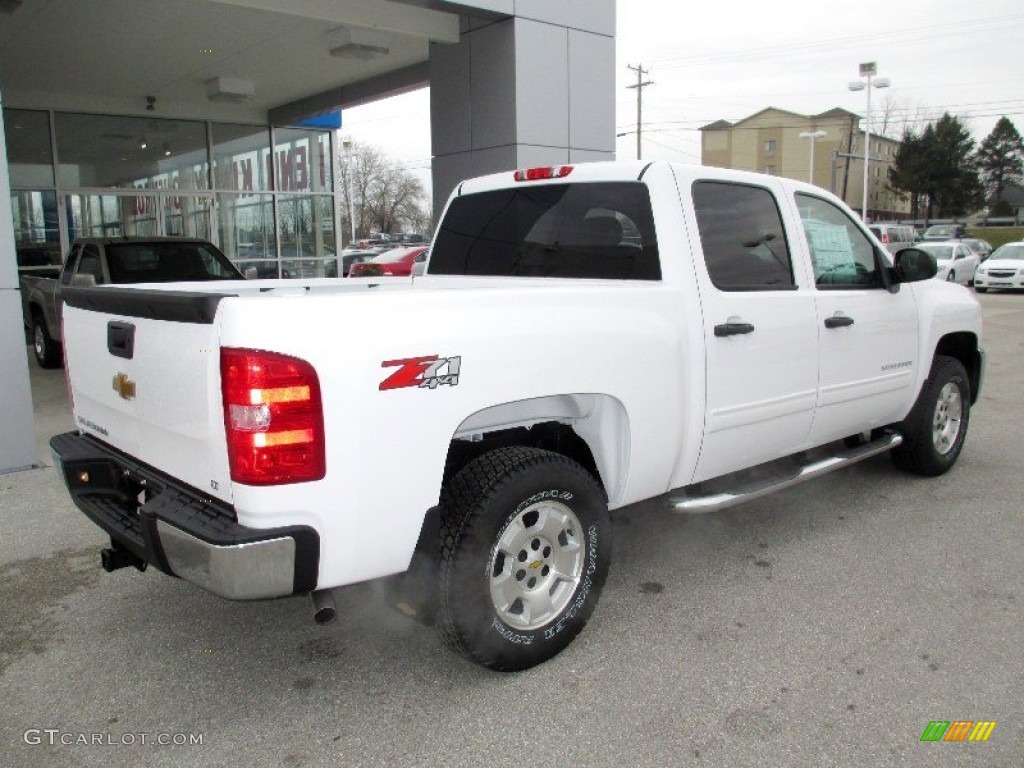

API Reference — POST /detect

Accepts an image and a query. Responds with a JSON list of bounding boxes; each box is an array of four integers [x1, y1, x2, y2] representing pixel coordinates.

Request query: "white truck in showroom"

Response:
[[51, 161, 984, 671]]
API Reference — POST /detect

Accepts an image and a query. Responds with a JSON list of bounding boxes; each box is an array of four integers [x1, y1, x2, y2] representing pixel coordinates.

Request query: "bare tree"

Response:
[[338, 141, 430, 243]]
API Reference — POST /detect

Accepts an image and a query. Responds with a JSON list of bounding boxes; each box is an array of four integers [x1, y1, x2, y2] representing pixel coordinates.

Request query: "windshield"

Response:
[[105, 242, 244, 283], [925, 226, 954, 237], [917, 244, 953, 261], [989, 244, 1024, 261]]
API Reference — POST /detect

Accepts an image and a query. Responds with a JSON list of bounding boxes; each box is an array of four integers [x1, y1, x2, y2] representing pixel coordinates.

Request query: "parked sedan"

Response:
[[347, 246, 429, 278], [915, 241, 980, 285], [973, 242, 1024, 293], [962, 237, 993, 262]]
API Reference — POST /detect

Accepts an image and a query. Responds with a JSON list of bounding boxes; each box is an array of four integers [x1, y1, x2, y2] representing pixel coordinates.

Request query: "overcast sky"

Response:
[[341, 0, 1024, 193]]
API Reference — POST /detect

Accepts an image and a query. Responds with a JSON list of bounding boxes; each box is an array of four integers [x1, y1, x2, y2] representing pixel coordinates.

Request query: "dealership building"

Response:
[[0, 0, 615, 473]]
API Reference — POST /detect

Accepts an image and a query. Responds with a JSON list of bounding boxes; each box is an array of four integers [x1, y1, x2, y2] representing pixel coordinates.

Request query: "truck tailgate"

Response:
[[61, 286, 233, 502]]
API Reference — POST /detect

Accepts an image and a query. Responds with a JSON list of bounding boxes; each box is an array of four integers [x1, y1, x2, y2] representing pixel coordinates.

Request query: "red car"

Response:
[[348, 246, 428, 278]]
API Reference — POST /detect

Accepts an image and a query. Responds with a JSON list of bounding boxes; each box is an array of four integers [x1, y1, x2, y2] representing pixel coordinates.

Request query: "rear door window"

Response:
[[429, 182, 660, 280], [691, 181, 795, 291]]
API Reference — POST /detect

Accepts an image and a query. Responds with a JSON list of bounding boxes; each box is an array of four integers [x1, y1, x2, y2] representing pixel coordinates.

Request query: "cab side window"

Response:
[[59, 245, 82, 286], [692, 181, 795, 291], [76, 244, 104, 283], [796, 193, 884, 289]]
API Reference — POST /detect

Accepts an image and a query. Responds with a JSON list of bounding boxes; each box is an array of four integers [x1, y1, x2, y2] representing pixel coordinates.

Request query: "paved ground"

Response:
[[2, 293, 1022, 767]]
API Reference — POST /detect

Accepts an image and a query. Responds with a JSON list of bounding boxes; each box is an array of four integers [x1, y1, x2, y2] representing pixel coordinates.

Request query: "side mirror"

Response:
[[244, 266, 258, 280], [892, 248, 938, 283], [70, 273, 96, 287]]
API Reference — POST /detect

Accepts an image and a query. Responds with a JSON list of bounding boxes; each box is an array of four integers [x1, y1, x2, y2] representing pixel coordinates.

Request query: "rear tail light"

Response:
[[221, 348, 325, 485], [513, 165, 574, 182], [882, 233, 890, 244]]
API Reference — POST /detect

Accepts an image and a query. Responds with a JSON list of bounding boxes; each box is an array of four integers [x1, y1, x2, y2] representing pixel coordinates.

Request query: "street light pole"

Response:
[[341, 138, 357, 245], [799, 130, 827, 184], [848, 62, 890, 222]]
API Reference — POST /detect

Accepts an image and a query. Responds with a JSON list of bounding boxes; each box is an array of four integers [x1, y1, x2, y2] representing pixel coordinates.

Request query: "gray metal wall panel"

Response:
[[0, 290, 37, 473], [513, 19, 569, 149], [569, 29, 616, 153]]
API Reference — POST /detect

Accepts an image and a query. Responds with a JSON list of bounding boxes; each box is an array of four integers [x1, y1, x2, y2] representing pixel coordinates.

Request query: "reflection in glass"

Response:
[[217, 193, 277, 269], [276, 195, 336, 277], [65, 194, 160, 239], [10, 190, 61, 268], [3, 109, 54, 187], [273, 128, 333, 193], [55, 113, 208, 190], [212, 124, 271, 192]]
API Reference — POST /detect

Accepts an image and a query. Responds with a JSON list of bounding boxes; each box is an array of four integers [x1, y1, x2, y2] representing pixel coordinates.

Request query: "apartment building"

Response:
[[700, 107, 909, 220]]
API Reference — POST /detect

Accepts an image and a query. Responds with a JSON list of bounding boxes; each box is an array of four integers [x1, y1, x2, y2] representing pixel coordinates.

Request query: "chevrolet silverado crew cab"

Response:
[[50, 162, 984, 671]]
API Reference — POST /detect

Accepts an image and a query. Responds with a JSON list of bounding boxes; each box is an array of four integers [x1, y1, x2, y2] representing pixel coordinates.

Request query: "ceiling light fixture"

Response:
[[327, 27, 390, 60], [205, 77, 255, 103]]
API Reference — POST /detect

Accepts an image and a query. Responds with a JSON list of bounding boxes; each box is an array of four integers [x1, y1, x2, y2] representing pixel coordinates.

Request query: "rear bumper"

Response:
[[49, 431, 319, 599]]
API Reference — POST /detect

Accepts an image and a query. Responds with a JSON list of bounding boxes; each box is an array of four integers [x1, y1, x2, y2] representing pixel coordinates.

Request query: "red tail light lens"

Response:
[[513, 166, 574, 182], [221, 348, 325, 485], [882, 233, 890, 244]]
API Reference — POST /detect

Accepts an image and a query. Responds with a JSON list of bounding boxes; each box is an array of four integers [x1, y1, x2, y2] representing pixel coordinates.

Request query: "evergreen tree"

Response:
[[928, 113, 983, 218], [976, 116, 1024, 204]]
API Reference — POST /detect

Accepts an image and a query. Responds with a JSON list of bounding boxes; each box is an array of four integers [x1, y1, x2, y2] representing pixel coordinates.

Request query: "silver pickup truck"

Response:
[[20, 237, 246, 368]]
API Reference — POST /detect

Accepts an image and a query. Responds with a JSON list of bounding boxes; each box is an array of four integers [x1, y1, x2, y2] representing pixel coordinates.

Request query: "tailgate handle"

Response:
[[107, 321, 136, 359]]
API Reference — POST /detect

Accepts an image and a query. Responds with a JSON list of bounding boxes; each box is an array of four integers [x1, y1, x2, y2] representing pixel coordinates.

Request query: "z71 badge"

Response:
[[380, 355, 462, 391]]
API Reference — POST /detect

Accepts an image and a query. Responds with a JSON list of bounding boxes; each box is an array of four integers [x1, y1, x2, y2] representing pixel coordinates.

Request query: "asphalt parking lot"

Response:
[[3, 293, 1022, 767]]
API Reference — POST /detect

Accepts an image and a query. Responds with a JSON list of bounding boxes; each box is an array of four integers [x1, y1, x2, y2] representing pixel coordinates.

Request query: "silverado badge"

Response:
[[112, 372, 136, 400]]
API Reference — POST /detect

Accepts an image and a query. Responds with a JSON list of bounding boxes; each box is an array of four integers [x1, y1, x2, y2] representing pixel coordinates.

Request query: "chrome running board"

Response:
[[670, 433, 903, 514]]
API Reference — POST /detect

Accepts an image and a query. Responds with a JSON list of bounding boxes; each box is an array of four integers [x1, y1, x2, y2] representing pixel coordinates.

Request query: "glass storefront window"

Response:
[[3, 109, 54, 188], [216, 192, 277, 268], [10, 190, 61, 268], [65, 193, 163, 239], [273, 127, 333, 193], [276, 195, 336, 277], [212, 124, 271, 193], [55, 113, 208, 190]]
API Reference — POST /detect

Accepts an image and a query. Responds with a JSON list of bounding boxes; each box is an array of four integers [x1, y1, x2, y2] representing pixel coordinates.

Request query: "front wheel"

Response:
[[975, 286, 988, 293], [946, 270, 956, 282], [891, 355, 970, 476], [438, 447, 611, 671]]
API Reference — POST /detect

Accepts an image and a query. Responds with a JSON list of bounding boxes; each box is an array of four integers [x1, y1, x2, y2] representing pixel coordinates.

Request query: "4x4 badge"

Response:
[[112, 372, 136, 400], [380, 355, 461, 391]]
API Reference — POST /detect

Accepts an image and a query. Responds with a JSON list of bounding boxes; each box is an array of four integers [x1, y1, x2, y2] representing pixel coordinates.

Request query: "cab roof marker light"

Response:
[[513, 166, 574, 182]]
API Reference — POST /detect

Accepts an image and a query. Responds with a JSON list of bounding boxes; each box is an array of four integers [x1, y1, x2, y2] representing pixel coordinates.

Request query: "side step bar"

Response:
[[670, 433, 903, 514]]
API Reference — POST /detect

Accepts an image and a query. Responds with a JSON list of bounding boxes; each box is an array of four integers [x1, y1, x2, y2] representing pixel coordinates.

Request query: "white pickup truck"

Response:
[[51, 161, 984, 671]]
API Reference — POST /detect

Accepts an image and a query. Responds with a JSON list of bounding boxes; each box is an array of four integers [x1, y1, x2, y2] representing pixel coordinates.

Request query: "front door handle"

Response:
[[714, 322, 755, 337], [824, 315, 854, 329]]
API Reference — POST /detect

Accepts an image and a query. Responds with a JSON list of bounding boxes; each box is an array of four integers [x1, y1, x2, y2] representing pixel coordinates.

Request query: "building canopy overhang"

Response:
[[0, 0, 474, 125]]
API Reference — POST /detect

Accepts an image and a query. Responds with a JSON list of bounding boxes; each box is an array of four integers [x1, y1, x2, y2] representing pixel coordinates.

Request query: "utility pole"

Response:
[[626, 64, 653, 161]]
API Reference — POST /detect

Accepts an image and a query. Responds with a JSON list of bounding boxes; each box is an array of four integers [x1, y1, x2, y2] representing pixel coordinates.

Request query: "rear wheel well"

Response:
[[443, 421, 602, 493], [934, 332, 981, 404]]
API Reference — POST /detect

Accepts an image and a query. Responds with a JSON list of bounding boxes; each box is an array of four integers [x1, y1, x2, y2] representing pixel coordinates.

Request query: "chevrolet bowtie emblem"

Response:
[[112, 373, 136, 400]]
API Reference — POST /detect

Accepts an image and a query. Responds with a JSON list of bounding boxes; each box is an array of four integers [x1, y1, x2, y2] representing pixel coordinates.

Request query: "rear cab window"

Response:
[[428, 182, 660, 280]]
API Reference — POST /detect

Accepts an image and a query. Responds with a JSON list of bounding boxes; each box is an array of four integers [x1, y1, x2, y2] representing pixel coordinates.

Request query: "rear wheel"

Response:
[[438, 447, 611, 671], [31, 311, 63, 369], [946, 270, 956, 282], [892, 355, 970, 476]]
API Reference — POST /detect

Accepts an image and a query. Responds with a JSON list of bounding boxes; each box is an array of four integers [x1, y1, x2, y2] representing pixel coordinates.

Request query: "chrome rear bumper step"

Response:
[[671, 433, 903, 514]]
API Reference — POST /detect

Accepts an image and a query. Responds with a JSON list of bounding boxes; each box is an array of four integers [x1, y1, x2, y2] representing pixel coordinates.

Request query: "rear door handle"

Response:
[[714, 322, 755, 337], [824, 315, 854, 329]]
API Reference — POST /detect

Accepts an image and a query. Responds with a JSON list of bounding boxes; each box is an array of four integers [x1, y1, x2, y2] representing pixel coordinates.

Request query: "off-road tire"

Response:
[[891, 355, 970, 476], [438, 447, 611, 671]]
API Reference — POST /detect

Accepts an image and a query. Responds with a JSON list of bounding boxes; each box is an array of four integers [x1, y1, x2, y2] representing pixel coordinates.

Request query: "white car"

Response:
[[915, 241, 980, 285], [974, 241, 1024, 293]]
